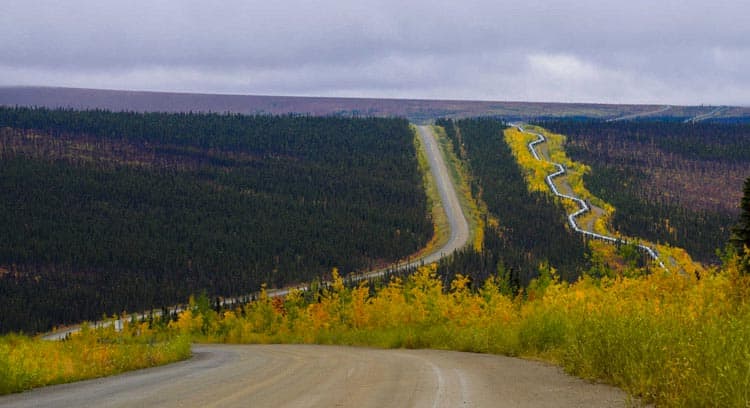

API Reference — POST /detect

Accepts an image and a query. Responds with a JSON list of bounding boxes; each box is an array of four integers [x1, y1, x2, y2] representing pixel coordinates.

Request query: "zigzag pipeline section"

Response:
[[516, 125, 667, 271]]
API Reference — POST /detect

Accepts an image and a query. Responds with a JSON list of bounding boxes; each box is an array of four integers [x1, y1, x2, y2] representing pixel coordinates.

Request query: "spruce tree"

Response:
[[731, 178, 750, 249], [730, 177, 750, 273]]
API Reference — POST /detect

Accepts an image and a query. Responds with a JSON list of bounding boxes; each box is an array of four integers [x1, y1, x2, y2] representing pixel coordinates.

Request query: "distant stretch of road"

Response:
[[685, 106, 726, 123], [412, 125, 471, 264], [0, 345, 629, 408], [607, 105, 672, 122], [43, 125, 470, 340], [515, 124, 666, 270]]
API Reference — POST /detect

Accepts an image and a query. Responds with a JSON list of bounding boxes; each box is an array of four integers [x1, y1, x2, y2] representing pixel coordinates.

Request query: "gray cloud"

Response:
[[1, 0, 748, 105]]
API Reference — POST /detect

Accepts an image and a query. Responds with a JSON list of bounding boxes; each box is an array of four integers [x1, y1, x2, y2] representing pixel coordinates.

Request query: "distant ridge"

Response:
[[1, 86, 749, 123]]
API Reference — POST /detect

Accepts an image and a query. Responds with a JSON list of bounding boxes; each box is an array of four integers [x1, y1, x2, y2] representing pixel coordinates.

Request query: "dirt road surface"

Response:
[[0, 344, 630, 407], [415, 125, 470, 265]]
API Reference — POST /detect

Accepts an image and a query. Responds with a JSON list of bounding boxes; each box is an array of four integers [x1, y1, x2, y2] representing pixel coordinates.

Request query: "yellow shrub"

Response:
[[1, 326, 190, 395]]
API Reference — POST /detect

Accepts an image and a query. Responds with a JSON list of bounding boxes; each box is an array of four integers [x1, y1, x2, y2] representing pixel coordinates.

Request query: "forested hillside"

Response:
[[541, 120, 750, 263], [0, 107, 432, 333], [434, 118, 589, 288]]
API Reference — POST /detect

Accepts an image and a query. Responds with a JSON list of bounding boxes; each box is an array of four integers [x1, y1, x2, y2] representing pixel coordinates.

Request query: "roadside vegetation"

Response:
[[156, 252, 749, 407], [5, 249, 748, 404], [429, 124, 486, 251], [0, 323, 190, 395]]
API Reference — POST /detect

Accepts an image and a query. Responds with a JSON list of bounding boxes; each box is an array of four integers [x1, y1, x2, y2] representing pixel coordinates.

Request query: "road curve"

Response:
[[0, 344, 629, 408]]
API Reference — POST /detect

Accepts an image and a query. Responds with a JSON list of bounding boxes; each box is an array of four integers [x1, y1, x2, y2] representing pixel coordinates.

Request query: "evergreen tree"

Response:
[[731, 177, 750, 257]]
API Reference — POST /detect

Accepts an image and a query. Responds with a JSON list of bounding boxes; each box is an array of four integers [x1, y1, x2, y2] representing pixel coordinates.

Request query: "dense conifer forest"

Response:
[[540, 120, 750, 263], [0, 107, 432, 333], [434, 118, 590, 289]]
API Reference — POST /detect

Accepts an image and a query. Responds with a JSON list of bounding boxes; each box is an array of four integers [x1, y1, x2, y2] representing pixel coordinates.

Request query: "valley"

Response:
[[0, 98, 749, 407], [3, 0, 750, 405]]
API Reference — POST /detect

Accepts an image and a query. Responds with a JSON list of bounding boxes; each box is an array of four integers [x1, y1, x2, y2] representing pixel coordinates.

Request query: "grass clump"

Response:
[[0, 322, 190, 395]]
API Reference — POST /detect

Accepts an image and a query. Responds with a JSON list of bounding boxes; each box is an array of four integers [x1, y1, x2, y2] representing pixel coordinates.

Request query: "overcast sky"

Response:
[[1, 0, 748, 105]]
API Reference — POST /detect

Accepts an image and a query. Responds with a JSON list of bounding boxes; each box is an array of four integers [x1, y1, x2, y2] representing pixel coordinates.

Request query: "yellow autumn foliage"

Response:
[[503, 127, 554, 193], [1, 320, 190, 395], [7, 256, 749, 406], [165, 260, 750, 406]]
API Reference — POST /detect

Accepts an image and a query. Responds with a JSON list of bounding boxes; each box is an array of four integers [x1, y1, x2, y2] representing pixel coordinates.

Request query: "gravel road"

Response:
[[414, 125, 470, 265], [0, 344, 630, 407]]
